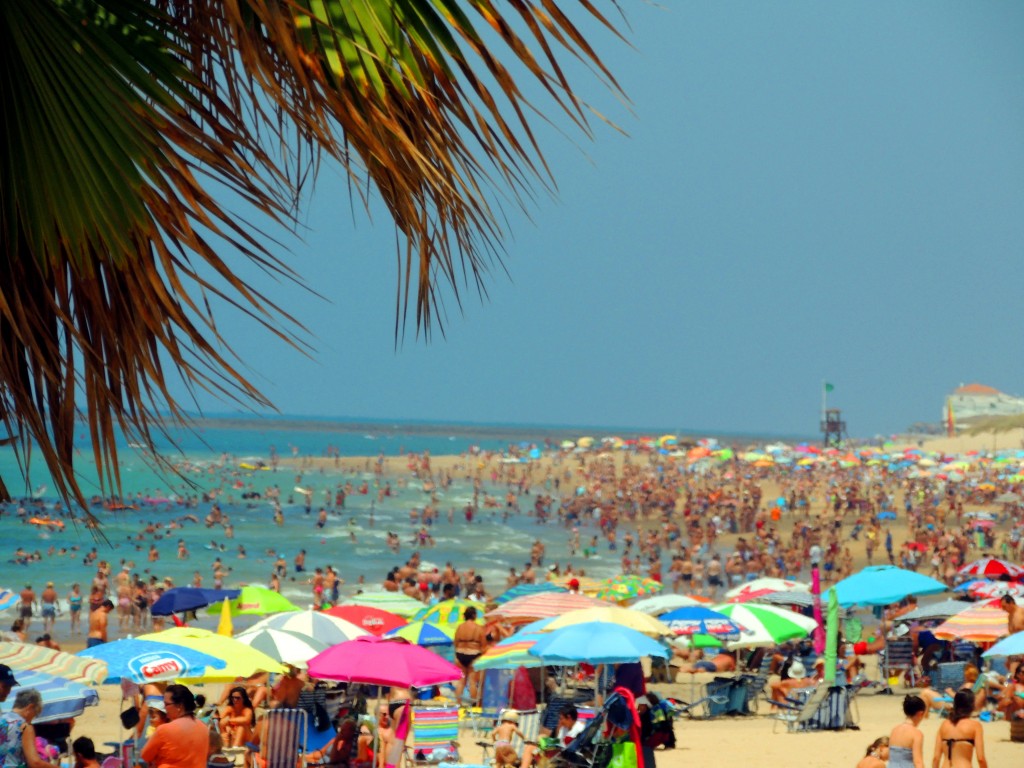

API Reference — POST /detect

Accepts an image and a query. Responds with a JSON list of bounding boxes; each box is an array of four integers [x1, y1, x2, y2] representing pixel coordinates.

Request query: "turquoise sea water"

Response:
[[0, 417, 638, 614]]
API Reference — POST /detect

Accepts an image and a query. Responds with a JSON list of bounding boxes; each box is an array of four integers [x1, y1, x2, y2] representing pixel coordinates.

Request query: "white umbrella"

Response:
[[631, 594, 706, 616], [234, 628, 329, 667], [724, 578, 810, 601], [248, 608, 368, 645]]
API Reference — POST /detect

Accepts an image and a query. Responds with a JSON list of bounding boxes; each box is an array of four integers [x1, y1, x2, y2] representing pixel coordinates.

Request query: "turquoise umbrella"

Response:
[[528, 621, 669, 664], [833, 566, 946, 607]]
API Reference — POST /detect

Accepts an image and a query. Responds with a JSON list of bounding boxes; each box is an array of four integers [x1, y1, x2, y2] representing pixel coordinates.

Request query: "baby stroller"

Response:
[[549, 690, 641, 768]]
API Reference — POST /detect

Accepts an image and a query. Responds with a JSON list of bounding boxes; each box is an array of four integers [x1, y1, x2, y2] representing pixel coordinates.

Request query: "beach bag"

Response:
[[607, 741, 638, 768]]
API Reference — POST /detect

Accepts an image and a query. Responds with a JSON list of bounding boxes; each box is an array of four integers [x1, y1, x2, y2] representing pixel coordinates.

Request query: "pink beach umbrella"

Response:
[[307, 635, 462, 688]]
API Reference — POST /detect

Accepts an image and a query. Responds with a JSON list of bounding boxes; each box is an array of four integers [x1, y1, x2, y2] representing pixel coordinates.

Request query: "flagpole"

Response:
[[822, 379, 827, 421]]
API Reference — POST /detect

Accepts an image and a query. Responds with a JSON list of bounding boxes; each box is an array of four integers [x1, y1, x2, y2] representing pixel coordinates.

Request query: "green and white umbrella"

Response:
[[711, 603, 818, 649], [341, 592, 425, 618], [233, 628, 329, 667]]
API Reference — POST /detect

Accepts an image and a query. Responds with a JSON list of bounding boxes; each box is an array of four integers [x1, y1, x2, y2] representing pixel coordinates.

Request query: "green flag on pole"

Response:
[[824, 382, 835, 393]]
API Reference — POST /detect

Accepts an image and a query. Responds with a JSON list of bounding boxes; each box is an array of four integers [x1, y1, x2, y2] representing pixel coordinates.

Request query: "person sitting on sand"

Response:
[[674, 648, 736, 675], [303, 718, 357, 766], [72, 737, 101, 768], [769, 660, 816, 704], [856, 737, 889, 768], [218, 686, 255, 748]]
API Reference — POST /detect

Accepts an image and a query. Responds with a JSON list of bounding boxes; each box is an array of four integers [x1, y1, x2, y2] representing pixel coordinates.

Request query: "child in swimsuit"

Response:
[[492, 711, 524, 768]]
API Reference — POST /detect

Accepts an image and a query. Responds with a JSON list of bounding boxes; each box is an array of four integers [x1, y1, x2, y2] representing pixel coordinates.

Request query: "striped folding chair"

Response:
[[251, 708, 308, 768], [408, 705, 461, 764]]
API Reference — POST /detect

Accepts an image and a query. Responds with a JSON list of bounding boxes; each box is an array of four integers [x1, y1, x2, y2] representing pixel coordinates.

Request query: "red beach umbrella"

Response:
[[322, 605, 407, 636]]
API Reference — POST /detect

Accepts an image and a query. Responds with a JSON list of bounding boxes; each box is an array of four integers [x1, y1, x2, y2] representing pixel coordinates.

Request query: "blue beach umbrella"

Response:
[[982, 632, 1024, 658], [10, 669, 99, 723], [150, 587, 241, 616], [529, 622, 669, 664], [833, 566, 946, 607], [660, 606, 744, 637], [494, 583, 567, 605], [78, 638, 227, 682], [384, 620, 456, 647], [0, 589, 19, 612]]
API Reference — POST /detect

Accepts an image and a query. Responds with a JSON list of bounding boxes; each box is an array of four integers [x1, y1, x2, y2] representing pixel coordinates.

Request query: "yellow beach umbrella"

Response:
[[216, 598, 233, 637], [542, 606, 671, 637], [577, 436, 595, 448], [138, 627, 285, 680]]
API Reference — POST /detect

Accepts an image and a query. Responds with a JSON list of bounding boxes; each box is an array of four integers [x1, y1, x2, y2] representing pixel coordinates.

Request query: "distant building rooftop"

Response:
[[953, 383, 1001, 396]]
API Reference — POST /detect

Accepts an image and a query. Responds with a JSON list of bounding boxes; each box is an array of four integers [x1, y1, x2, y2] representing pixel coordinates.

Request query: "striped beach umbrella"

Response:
[[384, 620, 456, 647], [494, 583, 567, 605], [233, 628, 329, 666], [0, 590, 19, 612], [958, 557, 1024, 580], [474, 635, 545, 670], [486, 592, 606, 623], [341, 592, 425, 618], [710, 603, 817, 648], [248, 609, 368, 646], [660, 606, 744, 637], [10, 669, 99, 723], [0, 642, 108, 685], [932, 601, 1008, 642]]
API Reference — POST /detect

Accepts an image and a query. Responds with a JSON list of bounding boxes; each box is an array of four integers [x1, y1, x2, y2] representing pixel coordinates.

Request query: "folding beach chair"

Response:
[[251, 708, 308, 768], [771, 685, 856, 734], [469, 669, 514, 737], [407, 705, 461, 765], [933, 661, 967, 693], [884, 639, 918, 687]]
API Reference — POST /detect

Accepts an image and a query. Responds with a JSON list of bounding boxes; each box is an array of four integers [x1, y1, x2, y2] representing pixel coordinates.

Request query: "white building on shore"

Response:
[[944, 383, 1024, 423]]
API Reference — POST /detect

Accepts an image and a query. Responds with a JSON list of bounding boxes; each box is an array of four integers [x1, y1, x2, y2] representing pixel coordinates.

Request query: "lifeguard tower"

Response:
[[821, 409, 847, 449]]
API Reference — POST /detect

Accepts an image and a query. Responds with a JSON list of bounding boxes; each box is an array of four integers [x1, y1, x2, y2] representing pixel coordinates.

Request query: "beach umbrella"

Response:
[[493, 583, 567, 605], [994, 492, 1021, 504], [205, 586, 301, 616], [138, 627, 285, 679], [77, 637, 227, 682], [150, 587, 240, 616], [9, 669, 99, 723], [413, 599, 480, 625], [958, 557, 1024, 580], [542, 606, 671, 637], [474, 635, 546, 670], [0, 642, 107, 685], [321, 605, 407, 636], [724, 578, 809, 602], [307, 636, 462, 688], [528, 622, 669, 664], [341, 592, 425, 618], [970, 582, 1024, 600], [631, 594, 706, 615], [932, 601, 1008, 642], [657, 606, 742, 637], [833, 566, 947, 607], [233, 628, 329, 666], [709, 603, 817, 648], [756, 590, 818, 609], [900, 599, 973, 622], [248, 609, 369, 646], [595, 575, 663, 601], [550, 575, 604, 595], [384, 620, 456, 647], [486, 592, 606, 622], [982, 632, 1024, 658], [0, 590, 19, 611]]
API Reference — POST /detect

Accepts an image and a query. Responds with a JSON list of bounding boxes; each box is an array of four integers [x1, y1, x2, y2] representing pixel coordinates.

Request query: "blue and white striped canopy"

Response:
[[10, 669, 99, 723]]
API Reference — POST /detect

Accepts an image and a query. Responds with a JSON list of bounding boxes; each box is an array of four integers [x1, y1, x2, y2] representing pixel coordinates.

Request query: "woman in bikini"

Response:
[[218, 686, 256, 747], [889, 695, 926, 768], [932, 691, 986, 768]]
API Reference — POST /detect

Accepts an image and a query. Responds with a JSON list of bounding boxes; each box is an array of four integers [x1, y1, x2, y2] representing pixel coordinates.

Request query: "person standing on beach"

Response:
[[453, 606, 486, 703], [17, 586, 35, 632], [39, 583, 58, 636], [889, 695, 926, 768], [87, 599, 114, 648], [66, 584, 83, 636]]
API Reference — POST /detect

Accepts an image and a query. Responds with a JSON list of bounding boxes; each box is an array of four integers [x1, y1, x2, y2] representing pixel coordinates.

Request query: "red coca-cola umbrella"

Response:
[[323, 605, 407, 636]]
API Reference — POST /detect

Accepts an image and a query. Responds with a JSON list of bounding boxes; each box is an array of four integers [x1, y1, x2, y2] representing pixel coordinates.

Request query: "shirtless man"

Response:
[[270, 665, 304, 708], [18, 585, 36, 631], [453, 606, 487, 702], [87, 599, 114, 647], [375, 705, 395, 768], [1000, 595, 1024, 675], [39, 582, 59, 635]]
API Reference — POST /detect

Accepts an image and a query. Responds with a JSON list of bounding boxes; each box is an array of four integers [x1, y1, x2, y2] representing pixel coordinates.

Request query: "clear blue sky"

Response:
[[178, 1, 1024, 438]]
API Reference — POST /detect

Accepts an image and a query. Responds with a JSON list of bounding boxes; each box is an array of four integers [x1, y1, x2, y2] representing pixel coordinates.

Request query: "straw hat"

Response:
[[501, 710, 519, 723], [788, 660, 807, 680]]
